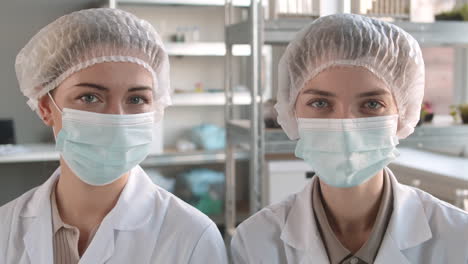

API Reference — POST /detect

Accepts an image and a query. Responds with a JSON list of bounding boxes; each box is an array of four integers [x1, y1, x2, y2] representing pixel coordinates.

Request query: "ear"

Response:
[[38, 93, 55, 127]]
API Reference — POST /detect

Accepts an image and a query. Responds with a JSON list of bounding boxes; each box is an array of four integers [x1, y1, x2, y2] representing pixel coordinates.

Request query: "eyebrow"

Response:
[[75, 83, 152, 92], [302, 88, 390, 98], [76, 83, 109, 91], [128, 86, 153, 92], [357, 89, 390, 98], [302, 88, 337, 97]]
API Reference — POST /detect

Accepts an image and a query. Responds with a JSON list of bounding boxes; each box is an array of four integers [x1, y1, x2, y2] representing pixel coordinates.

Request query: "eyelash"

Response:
[[78, 93, 101, 104], [308, 99, 331, 110], [362, 100, 385, 111], [77, 94, 150, 105], [307, 99, 385, 111], [128, 96, 150, 105]]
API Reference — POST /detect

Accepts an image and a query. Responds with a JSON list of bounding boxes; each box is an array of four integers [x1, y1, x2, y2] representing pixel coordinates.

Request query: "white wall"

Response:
[[0, 0, 99, 144], [0, 0, 99, 205]]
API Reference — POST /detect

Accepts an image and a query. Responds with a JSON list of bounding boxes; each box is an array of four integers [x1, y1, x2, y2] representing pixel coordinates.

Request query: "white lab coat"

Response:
[[231, 167, 468, 264], [0, 165, 228, 264]]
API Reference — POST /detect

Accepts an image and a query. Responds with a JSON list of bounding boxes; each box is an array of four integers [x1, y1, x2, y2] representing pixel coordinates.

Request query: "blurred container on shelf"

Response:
[[351, 0, 412, 21], [170, 25, 201, 43], [177, 169, 225, 215], [194, 82, 204, 93], [176, 139, 197, 152], [191, 124, 226, 150], [269, 0, 319, 19]]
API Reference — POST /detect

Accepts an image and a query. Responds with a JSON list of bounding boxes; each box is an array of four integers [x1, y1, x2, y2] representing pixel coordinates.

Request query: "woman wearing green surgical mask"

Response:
[[0, 8, 227, 264], [231, 14, 468, 264]]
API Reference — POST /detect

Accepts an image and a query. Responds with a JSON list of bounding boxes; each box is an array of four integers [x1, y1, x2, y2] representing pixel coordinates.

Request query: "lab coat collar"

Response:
[[382, 167, 432, 249], [280, 177, 329, 262], [21, 165, 157, 263], [22, 167, 60, 263], [21, 165, 156, 230], [105, 165, 157, 231], [279, 168, 433, 263]]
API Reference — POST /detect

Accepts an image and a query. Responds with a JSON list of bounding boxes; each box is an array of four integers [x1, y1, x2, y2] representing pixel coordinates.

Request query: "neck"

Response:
[[319, 170, 385, 252], [55, 159, 129, 231]]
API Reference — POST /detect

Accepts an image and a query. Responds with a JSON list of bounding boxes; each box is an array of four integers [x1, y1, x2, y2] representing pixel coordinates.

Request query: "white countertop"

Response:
[[392, 147, 468, 182], [1, 145, 467, 183], [0, 144, 59, 163]]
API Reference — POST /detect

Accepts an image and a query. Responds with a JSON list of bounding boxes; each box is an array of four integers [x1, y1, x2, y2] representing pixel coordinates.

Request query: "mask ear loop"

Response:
[[47, 92, 62, 139], [48, 92, 63, 114]]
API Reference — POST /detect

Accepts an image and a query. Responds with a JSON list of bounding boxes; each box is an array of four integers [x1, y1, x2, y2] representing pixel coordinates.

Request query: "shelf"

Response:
[[172, 92, 251, 106], [166, 42, 250, 57], [391, 147, 468, 183], [400, 124, 468, 151], [227, 120, 468, 155], [226, 19, 468, 46], [389, 147, 468, 201], [0, 144, 249, 166], [115, 0, 250, 7], [141, 149, 249, 166], [0, 144, 59, 164], [227, 120, 296, 154]]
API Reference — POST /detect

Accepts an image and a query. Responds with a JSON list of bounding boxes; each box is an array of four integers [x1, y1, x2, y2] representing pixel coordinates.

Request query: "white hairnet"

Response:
[[15, 8, 171, 121], [276, 14, 425, 140]]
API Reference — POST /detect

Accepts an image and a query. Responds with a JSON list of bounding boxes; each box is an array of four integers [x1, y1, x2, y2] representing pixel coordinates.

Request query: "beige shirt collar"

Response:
[[50, 183, 75, 234], [50, 183, 100, 250], [312, 171, 394, 264]]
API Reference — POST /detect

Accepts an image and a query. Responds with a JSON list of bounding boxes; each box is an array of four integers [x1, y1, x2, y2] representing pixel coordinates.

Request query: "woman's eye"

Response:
[[364, 100, 383, 110], [80, 94, 99, 104], [129, 96, 146, 105], [310, 100, 329, 109]]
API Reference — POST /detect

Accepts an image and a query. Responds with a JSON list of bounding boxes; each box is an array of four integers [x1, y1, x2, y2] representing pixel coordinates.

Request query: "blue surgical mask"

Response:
[[295, 115, 400, 188], [49, 94, 154, 186]]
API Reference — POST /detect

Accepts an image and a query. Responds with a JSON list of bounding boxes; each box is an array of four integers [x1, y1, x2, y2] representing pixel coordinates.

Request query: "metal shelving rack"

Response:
[[104, 0, 255, 229], [224, 1, 468, 241]]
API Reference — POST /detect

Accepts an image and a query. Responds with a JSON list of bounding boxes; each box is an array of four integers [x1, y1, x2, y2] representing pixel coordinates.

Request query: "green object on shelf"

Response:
[[178, 168, 225, 216], [449, 104, 468, 124], [195, 192, 223, 216], [435, 4, 468, 21]]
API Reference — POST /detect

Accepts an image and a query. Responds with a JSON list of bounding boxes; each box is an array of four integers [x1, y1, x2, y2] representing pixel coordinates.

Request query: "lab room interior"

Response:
[[0, 0, 468, 263]]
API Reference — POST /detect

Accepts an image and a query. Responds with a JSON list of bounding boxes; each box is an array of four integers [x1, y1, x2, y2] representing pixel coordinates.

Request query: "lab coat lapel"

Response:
[[79, 166, 156, 264], [280, 177, 329, 263], [22, 168, 60, 264], [78, 223, 115, 264], [374, 168, 433, 264]]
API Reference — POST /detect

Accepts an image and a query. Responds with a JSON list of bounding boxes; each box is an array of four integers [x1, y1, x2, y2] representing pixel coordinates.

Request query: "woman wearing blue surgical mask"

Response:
[[231, 14, 468, 264], [0, 8, 227, 264]]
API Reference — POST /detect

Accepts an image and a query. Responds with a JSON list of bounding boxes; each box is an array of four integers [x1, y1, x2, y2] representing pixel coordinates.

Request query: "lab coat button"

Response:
[[350, 257, 359, 264]]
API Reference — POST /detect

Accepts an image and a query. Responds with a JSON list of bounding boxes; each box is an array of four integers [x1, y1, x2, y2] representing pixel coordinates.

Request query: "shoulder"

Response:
[[238, 189, 300, 234], [231, 194, 297, 262], [148, 186, 227, 262], [0, 187, 37, 227], [237, 194, 296, 236], [154, 185, 214, 230], [0, 187, 38, 258], [136, 166, 214, 232], [412, 186, 468, 240]]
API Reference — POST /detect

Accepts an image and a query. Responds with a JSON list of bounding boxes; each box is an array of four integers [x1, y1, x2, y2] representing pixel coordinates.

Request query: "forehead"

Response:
[[303, 66, 390, 94], [53, 62, 154, 94], [71, 62, 153, 84]]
